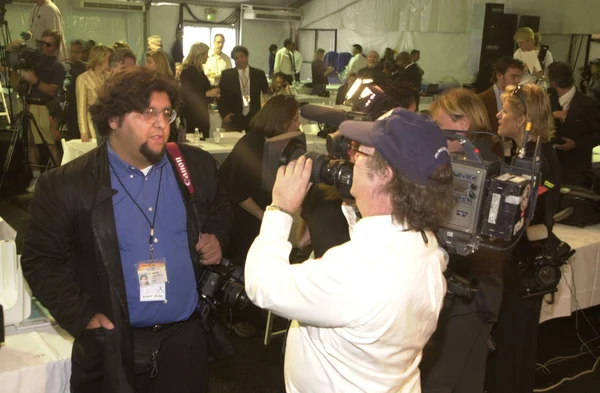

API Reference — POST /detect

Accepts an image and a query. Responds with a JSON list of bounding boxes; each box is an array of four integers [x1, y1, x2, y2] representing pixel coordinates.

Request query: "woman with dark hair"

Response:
[[218, 95, 300, 337], [219, 95, 301, 265]]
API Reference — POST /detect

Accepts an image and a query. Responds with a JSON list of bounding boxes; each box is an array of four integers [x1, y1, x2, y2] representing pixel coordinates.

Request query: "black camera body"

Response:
[[519, 234, 575, 299], [198, 258, 247, 311], [7, 45, 41, 71], [262, 131, 355, 199]]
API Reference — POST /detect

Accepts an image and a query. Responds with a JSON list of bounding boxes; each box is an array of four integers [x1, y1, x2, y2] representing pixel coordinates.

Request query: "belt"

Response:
[[134, 311, 200, 333], [26, 99, 48, 106]]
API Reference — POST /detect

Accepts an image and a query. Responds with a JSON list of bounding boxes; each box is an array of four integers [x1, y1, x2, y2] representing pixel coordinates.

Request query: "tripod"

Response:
[[0, 83, 60, 191]]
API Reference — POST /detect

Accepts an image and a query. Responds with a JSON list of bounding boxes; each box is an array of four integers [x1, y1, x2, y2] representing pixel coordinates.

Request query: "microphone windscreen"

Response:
[[300, 105, 347, 127]]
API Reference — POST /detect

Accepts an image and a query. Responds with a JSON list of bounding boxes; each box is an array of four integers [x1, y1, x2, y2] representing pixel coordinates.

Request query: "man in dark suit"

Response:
[[478, 57, 524, 133], [394, 51, 422, 91], [548, 62, 600, 186], [218, 46, 269, 132]]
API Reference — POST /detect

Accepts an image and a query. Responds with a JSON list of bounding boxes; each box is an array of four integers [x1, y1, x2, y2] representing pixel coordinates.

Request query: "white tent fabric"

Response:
[[299, 0, 597, 84], [2, 2, 287, 76]]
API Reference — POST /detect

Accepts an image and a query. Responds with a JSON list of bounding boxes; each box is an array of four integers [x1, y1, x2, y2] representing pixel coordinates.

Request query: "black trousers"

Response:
[[485, 287, 543, 393], [133, 319, 208, 393]]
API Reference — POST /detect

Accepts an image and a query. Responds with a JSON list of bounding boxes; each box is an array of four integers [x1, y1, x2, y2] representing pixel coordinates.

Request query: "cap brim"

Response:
[[339, 120, 375, 146]]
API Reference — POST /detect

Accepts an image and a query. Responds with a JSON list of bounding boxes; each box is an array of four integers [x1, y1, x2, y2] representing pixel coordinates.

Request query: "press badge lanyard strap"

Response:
[[109, 163, 164, 260]]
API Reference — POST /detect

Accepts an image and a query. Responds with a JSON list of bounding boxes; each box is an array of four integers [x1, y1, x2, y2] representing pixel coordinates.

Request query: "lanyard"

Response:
[[110, 163, 164, 260], [31, 5, 41, 30]]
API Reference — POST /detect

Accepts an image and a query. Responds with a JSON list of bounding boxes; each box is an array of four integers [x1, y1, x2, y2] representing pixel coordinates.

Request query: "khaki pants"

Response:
[[27, 104, 55, 145]]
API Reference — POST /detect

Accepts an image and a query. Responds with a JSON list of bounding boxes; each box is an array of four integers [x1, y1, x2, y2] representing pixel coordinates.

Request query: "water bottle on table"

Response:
[[214, 127, 222, 144], [193, 127, 201, 143]]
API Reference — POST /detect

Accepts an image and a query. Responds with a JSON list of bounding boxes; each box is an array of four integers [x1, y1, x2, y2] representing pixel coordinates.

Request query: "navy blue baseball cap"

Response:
[[339, 108, 450, 186]]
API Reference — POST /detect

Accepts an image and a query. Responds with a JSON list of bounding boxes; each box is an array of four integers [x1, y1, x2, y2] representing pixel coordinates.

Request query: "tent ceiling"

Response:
[[177, 0, 312, 8]]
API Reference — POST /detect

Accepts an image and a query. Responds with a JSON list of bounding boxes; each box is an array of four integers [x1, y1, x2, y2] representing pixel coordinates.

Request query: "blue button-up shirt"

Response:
[[107, 143, 198, 327]]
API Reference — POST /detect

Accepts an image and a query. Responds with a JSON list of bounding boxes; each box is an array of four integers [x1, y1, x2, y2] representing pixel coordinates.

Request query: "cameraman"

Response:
[[245, 109, 454, 392], [9, 29, 65, 192]]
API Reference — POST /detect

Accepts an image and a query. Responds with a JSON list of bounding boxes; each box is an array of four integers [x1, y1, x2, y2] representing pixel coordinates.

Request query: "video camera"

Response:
[[312, 78, 400, 135], [265, 104, 547, 259], [6, 32, 41, 70]]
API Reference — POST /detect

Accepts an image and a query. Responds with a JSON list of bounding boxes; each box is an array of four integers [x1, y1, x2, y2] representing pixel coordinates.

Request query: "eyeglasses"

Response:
[[41, 41, 54, 48], [141, 108, 177, 124], [512, 84, 533, 132], [512, 85, 528, 114]]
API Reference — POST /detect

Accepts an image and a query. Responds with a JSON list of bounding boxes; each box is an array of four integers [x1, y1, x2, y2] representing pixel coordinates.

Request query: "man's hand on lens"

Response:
[[272, 155, 313, 214], [20, 70, 37, 84], [86, 313, 114, 330], [196, 233, 222, 265]]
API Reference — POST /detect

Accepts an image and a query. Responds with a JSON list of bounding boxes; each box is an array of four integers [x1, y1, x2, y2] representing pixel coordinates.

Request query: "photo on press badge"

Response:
[[139, 274, 149, 286], [136, 260, 168, 302]]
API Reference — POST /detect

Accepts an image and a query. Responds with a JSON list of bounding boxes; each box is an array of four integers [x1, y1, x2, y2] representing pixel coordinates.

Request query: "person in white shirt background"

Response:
[[340, 43, 368, 82], [513, 27, 553, 85], [245, 108, 454, 393], [27, 0, 67, 59], [204, 33, 232, 86], [273, 38, 296, 85]]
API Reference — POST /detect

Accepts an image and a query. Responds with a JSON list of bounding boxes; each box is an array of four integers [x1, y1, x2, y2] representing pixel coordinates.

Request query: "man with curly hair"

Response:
[[245, 109, 454, 392], [21, 67, 232, 393]]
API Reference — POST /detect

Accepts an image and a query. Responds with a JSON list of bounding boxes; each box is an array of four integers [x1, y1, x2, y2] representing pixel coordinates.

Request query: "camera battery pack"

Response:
[[481, 173, 532, 241]]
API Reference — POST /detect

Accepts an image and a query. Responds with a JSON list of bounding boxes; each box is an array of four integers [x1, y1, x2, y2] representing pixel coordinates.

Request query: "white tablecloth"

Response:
[[0, 216, 17, 241], [0, 323, 73, 393], [540, 223, 600, 323]]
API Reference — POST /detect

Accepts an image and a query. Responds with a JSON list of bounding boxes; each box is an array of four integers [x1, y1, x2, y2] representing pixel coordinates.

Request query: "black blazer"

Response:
[[21, 142, 231, 392], [397, 63, 422, 90], [218, 66, 269, 131], [180, 66, 212, 137], [554, 90, 600, 186]]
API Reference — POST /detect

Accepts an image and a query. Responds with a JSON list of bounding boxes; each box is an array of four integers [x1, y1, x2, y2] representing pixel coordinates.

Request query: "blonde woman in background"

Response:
[[180, 42, 220, 138], [76, 44, 113, 142], [421, 87, 502, 393], [486, 84, 560, 393], [429, 88, 502, 157], [146, 50, 174, 78], [513, 27, 554, 85]]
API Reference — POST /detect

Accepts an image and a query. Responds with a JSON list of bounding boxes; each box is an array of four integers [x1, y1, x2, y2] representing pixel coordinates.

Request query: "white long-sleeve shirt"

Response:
[[245, 209, 448, 393], [274, 47, 295, 76], [341, 53, 368, 82], [28, 0, 67, 60]]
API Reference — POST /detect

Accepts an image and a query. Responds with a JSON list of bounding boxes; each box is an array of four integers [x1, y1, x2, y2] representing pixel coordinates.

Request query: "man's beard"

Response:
[[140, 142, 165, 164]]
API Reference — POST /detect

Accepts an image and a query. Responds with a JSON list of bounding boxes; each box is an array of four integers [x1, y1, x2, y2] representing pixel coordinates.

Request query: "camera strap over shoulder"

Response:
[[166, 142, 195, 198]]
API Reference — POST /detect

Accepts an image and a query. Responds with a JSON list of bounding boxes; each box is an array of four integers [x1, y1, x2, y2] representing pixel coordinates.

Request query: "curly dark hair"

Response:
[[382, 80, 420, 111], [89, 68, 179, 137], [367, 151, 454, 232]]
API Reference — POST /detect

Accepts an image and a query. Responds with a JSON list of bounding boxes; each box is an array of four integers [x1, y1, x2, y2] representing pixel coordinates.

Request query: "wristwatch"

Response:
[[266, 205, 293, 217]]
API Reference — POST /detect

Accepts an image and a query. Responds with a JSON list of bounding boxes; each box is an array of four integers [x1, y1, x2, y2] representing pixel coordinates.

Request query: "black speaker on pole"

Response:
[[519, 15, 541, 32], [470, 4, 518, 92]]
